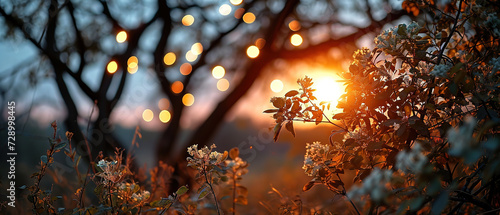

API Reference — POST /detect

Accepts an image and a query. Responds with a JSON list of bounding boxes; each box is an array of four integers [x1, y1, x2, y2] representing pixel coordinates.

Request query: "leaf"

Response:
[[263, 109, 279, 113], [176, 186, 189, 196], [41, 155, 48, 164], [273, 123, 282, 142], [302, 180, 315, 192], [197, 186, 209, 200], [235, 195, 248, 205], [367, 141, 383, 151], [351, 155, 363, 168], [229, 147, 239, 160], [328, 180, 344, 188], [54, 142, 67, 150], [236, 185, 248, 196], [285, 90, 299, 97], [272, 97, 285, 108], [285, 121, 295, 137]]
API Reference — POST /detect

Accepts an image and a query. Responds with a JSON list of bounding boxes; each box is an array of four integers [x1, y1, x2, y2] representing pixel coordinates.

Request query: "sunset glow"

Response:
[[312, 76, 344, 107]]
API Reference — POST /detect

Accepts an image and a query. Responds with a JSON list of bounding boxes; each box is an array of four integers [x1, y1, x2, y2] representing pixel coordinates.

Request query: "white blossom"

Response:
[[347, 168, 393, 203], [302, 141, 330, 176], [430, 64, 452, 77], [396, 143, 428, 174], [447, 116, 476, 157]]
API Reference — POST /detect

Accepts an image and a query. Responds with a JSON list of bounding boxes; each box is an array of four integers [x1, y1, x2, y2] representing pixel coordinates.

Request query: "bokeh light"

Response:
[[180, 63, 192, 75], [234, 8, 245, 19], [127, 56, 138, 68], [288, 20, 301, 31], [142, 109, 154, 122], [171, 81, 184, 94], [230, 0, 243, 6], [182, 93, 195, 106], [255, 38, 266, 49], [107, 61, 118, 74], [291, 34, 303, 46], [163, 52, 176, 65], [182, 15, 194, 26], [191, 43, 203, 55], [243, 12, 256, 24], [116, 31, 127, 43], [217, 78, 230, 91], [127, 66, 138, 74], [185, 50, 198, 62], [219, 4, 232, 16], [270, 79, 284, 93], [159, 110, 171, 123], [158, 98, 170, 110], [246, 45, 259, 58], [212, 65, 225, 79]]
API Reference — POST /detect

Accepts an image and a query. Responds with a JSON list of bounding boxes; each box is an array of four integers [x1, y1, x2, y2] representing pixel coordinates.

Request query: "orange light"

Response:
[[182, 15, 195, 26], [185, 50, 198, 62], [163, 52, 176, 65], [191, 43, 203, 55], [159, 110, 171, 123], [182, 93, 195, 106], [142, 109, 154, 122], [243, 12, 256, 24], [127, 66, 138, 74], [116, 31, 127, 43], [217, 78, 230, 91], [219, 4, 232, 16], [230, 0, 243, 5], [246, 45, 259, 58], [158, 98, 170, 110], [291, 34, 303, 46], [171, 81, 184, 94], [212, 65, 225, 79], [288, 20, 301, 31], [270, 79, 284, 93], [107, 61, 118, 74], [180, 63, 192, 76], [255, 38, 266, 49], [127, 56, 138, 68]]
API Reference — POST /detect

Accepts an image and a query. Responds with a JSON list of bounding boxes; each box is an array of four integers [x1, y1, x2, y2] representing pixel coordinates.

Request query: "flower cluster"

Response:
[[430, 64, 452, 77], [485, 12, 500, 37], [374, 21, 422, 52], [490, 57, 500, 72], [353, 48, 371, 66], [131, 190, 151, 203], [347, 168, 393, 203], [225, 157, 248, 177], [447, 116, 477, 157], [395, 143, 428, 174], [187, 144, 227, 170], [302, 142, 330, 177], [95, 159, 127, 185]]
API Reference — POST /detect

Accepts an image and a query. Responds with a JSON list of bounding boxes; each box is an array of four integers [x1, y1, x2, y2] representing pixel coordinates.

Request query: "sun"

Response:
[[305, 71, 345, 113]]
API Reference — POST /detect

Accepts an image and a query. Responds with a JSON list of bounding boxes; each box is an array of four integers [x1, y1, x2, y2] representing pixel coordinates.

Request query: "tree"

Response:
[[0, 0, 406, 178], [267, 0, 500, 213]]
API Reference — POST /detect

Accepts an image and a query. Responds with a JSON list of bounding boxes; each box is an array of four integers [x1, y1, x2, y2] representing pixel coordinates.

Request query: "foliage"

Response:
[[266, 0, 500, 214], [7, 122, 249, 214]]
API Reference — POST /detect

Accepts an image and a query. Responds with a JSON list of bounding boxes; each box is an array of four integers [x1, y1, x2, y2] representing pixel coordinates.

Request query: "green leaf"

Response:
[[397, 24, 407, 36], [176, 186, 189, 196], [54, 142, 67, 150], [41, 155, 48, 164], [197, 186, 209, 200]]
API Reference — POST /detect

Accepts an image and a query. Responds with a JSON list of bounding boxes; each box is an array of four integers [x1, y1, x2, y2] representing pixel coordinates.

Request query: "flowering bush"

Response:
[[266, 0, 500, 213]]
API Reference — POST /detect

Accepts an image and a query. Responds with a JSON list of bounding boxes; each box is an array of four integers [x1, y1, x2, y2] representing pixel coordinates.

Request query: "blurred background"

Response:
[[0, 0, 416, 213]]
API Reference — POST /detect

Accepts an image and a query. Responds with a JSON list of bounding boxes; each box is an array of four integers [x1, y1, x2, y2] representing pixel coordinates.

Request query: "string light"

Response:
[[217, 78, 230, 91], [270, 79, 284, 92], [107, 61, 118, 74], [212, 65, 225, 79], [116, 31, 127, 43], [159, 110, 171, 123], [182, 15, 195, 26], [246, 45, 259, 58], [291, 34, 303, 46], [164, 52, 176, 65]]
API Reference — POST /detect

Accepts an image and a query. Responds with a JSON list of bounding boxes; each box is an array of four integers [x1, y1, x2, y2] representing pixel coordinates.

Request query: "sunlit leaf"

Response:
[[285, 121, 295, 137], [176, 186, 189, 196]]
